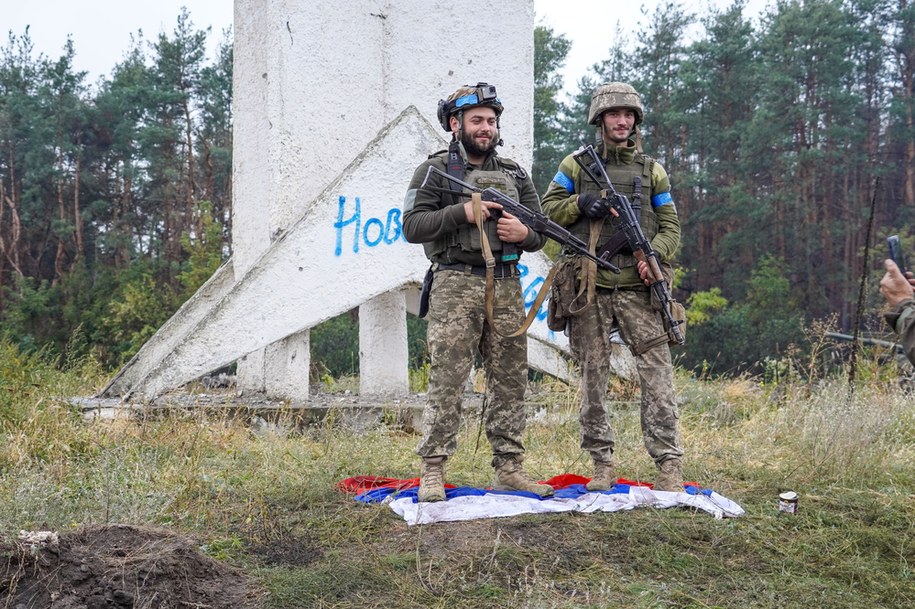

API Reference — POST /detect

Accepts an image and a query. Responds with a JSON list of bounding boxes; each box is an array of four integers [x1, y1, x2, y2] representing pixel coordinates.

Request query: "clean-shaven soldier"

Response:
[[541, 82, 686, 492]]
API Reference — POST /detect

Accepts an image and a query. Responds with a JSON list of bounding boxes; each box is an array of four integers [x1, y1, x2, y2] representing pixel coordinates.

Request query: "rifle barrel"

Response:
[[825, 332, 903, 352]]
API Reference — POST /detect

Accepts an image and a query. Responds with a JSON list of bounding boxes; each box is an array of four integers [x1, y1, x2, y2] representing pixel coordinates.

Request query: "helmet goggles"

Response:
[[454, 83, 499, 108], [437, 82, 503, 131]]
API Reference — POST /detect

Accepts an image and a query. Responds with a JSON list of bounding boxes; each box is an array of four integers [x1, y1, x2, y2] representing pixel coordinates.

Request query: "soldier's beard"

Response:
[[461, 128, 499, 158]]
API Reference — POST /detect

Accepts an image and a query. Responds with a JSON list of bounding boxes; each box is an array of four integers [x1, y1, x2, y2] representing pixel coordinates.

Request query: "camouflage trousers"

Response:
[[569, 289, 683, 466], [416, 269, 528, 468]]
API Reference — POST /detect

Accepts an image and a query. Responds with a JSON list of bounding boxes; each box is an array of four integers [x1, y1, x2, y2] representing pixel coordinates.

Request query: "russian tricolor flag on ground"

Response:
[[337, 474, 745, 525]]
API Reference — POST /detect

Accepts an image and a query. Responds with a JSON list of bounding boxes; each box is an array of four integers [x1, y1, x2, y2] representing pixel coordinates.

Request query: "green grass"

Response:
[[1, 341, 913, 608]]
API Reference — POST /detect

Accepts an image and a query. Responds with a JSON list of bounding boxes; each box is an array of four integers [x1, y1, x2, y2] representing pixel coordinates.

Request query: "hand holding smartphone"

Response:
[[888, 235, 908, 276]]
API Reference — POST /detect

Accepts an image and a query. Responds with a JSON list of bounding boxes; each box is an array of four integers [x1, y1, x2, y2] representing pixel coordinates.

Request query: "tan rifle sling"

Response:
[[566, 219, 603, 315], [472, 193, 558, 338]]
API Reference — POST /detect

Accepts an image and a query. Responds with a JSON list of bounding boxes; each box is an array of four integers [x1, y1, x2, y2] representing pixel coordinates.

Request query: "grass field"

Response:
[[1, 341, 913, 608]]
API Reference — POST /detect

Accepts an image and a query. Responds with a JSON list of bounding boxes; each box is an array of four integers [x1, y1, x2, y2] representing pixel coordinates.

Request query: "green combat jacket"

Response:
[[541, 141, 680, 289], [402, 149, 546, 266]]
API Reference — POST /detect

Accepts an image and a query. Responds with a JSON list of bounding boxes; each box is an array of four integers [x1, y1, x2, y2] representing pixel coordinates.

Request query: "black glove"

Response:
[[577, 193, 611, 219]]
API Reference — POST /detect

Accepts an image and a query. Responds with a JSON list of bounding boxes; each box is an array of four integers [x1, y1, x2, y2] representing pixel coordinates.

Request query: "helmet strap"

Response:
[[451, 109, 464, 142], [633, 126, 643, 153], [598, 121, 610, 147]]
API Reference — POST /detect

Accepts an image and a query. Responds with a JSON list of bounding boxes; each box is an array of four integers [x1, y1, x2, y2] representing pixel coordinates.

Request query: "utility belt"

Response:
[[435, 262, 519, 279], [596, 285, 649, 295]]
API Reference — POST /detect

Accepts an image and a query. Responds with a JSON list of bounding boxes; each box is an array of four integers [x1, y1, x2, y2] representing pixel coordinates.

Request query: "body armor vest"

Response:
[[569, 150, 657, 271], [424, 154, 522, 266]]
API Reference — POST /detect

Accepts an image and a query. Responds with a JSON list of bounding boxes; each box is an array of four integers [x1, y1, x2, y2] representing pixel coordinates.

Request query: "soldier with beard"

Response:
[[402, 83, 554, 502]]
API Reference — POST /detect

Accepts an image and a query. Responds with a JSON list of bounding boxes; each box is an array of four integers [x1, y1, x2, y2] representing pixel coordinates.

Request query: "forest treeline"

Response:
[[1, 0, 913, 377], [0, 9, 232, 368]]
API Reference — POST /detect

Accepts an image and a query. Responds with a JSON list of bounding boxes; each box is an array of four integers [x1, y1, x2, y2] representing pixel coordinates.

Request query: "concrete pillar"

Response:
[[232, 0, 274, 395], [235, 348, 265, 394], [359, 291, 409, 396], [265, 329, 311, 401]]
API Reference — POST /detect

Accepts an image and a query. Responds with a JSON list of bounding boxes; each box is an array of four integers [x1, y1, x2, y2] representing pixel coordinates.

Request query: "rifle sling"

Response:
[[579, 217, 671, 356], [568, 219, 603, 315], [446, 142, 465, 193], [472, 193, 556, 338], [630, 332, 670, 357]]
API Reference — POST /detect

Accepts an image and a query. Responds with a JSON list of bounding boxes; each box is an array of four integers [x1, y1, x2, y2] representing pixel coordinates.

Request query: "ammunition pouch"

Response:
[[547, 258, 589, 332], [666, 300, 687, 346]]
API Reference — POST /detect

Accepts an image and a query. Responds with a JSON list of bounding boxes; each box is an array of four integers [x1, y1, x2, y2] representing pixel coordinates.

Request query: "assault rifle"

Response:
[[572, 143, 685, 345], [420, 165, 620, 273]]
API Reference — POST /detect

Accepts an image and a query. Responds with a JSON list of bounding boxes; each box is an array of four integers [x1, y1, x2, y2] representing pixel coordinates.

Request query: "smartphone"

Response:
[[888, 235, 908, 275]]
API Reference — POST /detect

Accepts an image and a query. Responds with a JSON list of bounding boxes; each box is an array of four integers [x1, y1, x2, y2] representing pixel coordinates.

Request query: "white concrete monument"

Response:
[[100, 0, 634, 403]]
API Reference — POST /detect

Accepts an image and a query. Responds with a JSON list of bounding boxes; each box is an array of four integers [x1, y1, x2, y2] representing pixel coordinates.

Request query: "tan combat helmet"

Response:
[[437, 82, 504, 132], [588, 82, 644, 125]]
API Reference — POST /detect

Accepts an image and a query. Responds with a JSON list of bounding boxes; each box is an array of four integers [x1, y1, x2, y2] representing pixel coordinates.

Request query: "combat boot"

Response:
[[654, 458, 685, 492], [493, 458, 554, 497], [418, 457, 446, 502], [586, 460, 616, 491]]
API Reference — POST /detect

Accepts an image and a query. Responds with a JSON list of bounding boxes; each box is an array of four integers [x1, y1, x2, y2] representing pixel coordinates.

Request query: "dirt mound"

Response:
[[1, 524, 262, 608]]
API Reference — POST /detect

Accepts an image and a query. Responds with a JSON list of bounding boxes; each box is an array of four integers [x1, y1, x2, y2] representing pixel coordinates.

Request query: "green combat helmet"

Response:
[[588, 82, 644, 125], [437, 82, 504, 131]]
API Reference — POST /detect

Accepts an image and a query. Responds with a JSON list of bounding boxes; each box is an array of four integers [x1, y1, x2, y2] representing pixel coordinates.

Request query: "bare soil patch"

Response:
[[1, 524, 262, 608]]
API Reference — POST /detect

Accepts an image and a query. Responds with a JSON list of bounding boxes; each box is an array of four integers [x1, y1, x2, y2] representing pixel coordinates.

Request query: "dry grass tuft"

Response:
[[1, 338, 913, 608]]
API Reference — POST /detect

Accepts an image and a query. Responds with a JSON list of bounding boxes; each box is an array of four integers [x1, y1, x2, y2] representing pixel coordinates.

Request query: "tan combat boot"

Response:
[[493, 458, 554, 497], [654, 458, 685, 492], [586, 460, 616, 491], [418, 457, 446, 502]]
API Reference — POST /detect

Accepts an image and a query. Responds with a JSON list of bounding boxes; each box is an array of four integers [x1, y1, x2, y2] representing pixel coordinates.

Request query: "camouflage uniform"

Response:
[[402, 122, 546, 470], [421, 270, 529, 466], [541, 83, 684, 475], [569, 290, 681, 465], [885, 299, 915, 367]]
